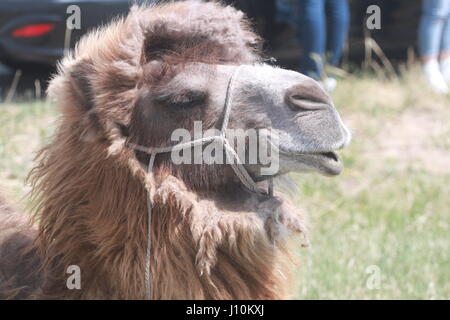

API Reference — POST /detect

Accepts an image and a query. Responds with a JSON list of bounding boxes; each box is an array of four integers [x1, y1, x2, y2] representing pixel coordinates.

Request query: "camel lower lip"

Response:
[[312, 151, 343, 175]]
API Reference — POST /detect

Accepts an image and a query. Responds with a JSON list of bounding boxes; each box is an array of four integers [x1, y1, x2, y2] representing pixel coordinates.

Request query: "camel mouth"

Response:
[[302, 151, 343, 176], [279, 148, 344, 176], [317, 151, 339, 162]]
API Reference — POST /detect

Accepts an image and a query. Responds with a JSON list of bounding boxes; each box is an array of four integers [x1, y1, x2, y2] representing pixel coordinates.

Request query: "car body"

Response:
[[0, 0, 150, 68]]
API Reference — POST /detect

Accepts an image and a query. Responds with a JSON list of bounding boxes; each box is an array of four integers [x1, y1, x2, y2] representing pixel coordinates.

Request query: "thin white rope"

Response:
[[222, 138, 266, 194], [144, 153, 155, 300], [220, 65, 241, 132], [129, 65, 270, 300]]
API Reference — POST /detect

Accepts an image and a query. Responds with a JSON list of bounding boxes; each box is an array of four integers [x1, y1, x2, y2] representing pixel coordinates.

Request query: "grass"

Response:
[[0, 100, 56, 203], [292, 67, 450, 299], [0, 67, 449, 299]]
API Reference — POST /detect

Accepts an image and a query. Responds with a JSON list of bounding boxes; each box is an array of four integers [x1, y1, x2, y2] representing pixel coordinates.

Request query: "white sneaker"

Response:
[[423, 60, 449, 94], [319, 77, 337, 92], [440, 57, 450, 84]]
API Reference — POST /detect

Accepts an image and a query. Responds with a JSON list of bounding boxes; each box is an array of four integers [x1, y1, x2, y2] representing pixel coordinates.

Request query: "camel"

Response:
[[0, 1, 350, 299]]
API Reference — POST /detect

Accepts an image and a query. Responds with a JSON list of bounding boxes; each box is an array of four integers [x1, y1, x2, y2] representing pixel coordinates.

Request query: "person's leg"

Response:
[[439, 1, 450, 81], [419, 0, 448, 59], [419, 0, 449, 93], [275, 0, 296, 25], [299, 0, 326, 80], [325, 0, 350, 66]]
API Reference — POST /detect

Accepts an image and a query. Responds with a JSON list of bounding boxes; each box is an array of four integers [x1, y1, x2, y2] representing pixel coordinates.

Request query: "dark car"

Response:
[[0, 0, 150, 68]]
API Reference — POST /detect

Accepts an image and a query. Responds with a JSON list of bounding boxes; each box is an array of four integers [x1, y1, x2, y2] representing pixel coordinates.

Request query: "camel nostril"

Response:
[[286, 93, 328, 112], [285, 81, 331, 112]]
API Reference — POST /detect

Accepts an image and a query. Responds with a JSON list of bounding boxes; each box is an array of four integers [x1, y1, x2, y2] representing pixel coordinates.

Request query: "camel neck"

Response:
[[31, 141, 149, 298]]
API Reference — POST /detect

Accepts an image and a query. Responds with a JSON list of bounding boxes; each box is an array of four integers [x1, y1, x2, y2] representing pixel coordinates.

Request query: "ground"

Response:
[[0, 67, 449, 299]]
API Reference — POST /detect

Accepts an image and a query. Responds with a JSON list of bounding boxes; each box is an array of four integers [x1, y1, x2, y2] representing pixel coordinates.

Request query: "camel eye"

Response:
[[168, 90, 208, 109]]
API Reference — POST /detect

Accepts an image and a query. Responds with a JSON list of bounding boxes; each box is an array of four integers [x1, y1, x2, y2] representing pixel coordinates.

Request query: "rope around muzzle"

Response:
[[128, 65, 274, 299]]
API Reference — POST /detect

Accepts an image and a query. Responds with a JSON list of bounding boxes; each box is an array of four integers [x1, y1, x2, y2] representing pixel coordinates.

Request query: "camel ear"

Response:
[[69, 60, 95, 111], [69, 60, 102, 142]]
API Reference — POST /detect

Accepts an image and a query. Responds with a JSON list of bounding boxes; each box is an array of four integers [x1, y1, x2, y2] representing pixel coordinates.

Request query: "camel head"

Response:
[[132, 62, 351, 180], [49, 1, 350, 192]]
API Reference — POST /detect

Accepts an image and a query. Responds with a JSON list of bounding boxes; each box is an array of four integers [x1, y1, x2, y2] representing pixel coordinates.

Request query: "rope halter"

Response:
[[128, 65, 274, 299]]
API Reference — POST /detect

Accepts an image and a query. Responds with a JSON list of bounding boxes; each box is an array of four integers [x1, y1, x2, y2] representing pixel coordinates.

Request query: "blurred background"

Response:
[[0, 0, 448, 299], [0, 0, 425, 98]]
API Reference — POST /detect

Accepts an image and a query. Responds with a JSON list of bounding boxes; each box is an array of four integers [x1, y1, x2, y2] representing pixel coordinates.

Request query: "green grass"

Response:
[[293, 170, 449, 299], [0, 101, 56, 203], [293, 68, 450, 299], [0, 67, 449, 299]]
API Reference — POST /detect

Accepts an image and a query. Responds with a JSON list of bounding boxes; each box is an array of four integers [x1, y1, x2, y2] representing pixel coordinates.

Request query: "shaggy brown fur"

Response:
[[0, 1, 306, 299], [0, 192, 41, 299]]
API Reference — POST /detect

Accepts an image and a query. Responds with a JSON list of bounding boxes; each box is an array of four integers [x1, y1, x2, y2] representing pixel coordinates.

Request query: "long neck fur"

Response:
[[28, 122, 297, 300], [28, 123, 149, 299]]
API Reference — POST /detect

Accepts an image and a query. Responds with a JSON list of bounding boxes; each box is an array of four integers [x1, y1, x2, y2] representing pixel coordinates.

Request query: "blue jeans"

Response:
[[419, 0, 450, 57], [299, 0, 350, 79], [275, 0, 298, 25]]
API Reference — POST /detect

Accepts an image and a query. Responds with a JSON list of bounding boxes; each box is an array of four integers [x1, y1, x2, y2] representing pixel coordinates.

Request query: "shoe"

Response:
[[440, 57, 450, 84], [423, 60, 449, 94]]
